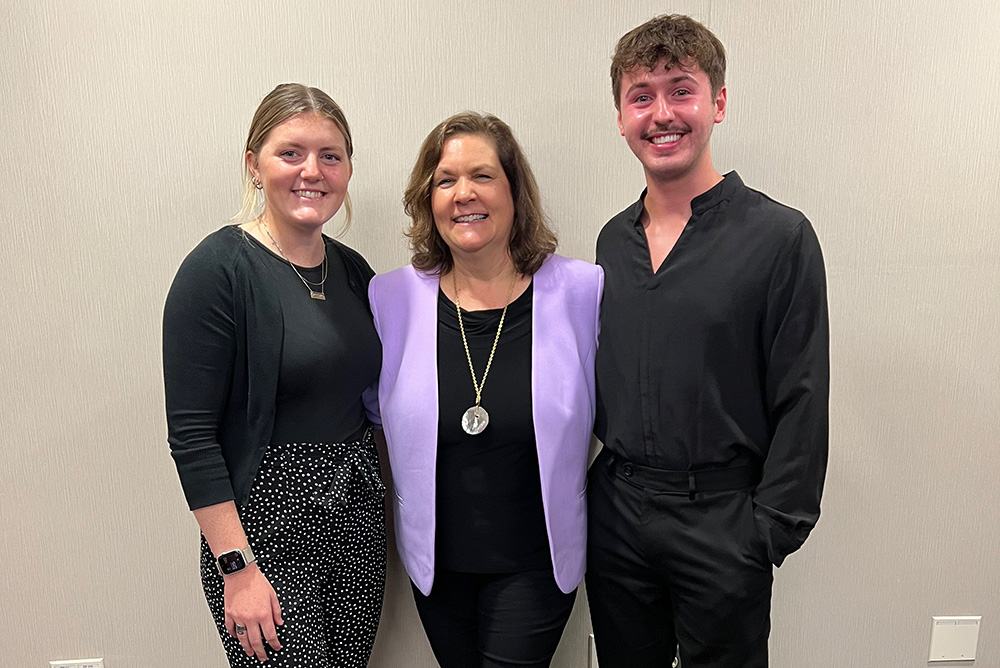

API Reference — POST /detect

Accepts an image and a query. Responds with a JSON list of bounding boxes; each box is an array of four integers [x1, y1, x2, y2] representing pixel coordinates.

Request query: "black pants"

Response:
[[586, 449, 773, 668], [200, 434, 387, 667], [411, 569, 577, 668]]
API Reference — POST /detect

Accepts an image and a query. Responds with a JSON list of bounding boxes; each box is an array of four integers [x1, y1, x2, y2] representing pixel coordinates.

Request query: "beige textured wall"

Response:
[[710, 1, 1000, 666], [2, 0, 998, 667]]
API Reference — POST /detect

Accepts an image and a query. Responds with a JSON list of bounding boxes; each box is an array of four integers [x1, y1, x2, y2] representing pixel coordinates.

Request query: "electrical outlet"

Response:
[[49, 659, 104, 668]]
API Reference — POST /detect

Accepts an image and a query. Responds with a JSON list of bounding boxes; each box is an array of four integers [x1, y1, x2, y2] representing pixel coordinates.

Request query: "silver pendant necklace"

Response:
[[260, 218, 328, 300], [453, 270, 517, 435]]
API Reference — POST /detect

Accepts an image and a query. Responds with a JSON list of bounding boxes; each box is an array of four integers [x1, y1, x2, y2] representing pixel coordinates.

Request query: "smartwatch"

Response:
[[216, 545, 256, 576]]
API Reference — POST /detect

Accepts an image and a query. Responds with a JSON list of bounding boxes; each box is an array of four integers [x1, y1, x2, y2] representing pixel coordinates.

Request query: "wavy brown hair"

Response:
[[403, 112, 557, 276], [611, 14, 727, 108]]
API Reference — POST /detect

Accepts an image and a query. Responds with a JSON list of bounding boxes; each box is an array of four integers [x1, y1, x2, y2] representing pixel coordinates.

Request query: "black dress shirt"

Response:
[[595, 172, 829, 565]]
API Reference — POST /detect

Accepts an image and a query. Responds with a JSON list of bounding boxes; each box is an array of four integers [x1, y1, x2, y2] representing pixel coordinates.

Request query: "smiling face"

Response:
[[617, 59, 726, 187], [247, 112, 352, 231], [431, 133, 515, 264]]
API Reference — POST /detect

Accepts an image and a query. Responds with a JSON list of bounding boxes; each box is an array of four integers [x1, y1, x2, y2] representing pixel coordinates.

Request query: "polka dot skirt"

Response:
[[200, 428, 387, 667]]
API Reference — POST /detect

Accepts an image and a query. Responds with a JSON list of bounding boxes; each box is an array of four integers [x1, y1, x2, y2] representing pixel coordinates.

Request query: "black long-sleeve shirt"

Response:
[[595, 172, 829, 566], [163, 226, 378, 510]]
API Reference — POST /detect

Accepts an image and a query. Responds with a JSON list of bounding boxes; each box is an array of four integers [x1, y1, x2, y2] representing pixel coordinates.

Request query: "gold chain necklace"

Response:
[[260, 218, 328, 301], [453, 269, 518, 435]]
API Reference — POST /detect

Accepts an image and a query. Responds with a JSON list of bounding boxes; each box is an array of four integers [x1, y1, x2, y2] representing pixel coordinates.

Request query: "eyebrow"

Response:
[[434, 163, 497, 175], [624, 74, 699, 98], [277, 141, 346, 152]]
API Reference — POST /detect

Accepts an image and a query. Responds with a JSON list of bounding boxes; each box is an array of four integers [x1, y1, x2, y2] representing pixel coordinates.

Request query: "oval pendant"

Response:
[[461, 406, 489, 435]]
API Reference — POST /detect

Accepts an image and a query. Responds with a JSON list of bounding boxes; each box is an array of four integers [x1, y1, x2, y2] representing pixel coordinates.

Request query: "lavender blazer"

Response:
[[369, 254, 603, 595]]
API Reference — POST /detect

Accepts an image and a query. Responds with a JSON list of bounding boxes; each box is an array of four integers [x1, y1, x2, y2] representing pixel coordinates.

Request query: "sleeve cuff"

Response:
[[752, 501, 818, 567]]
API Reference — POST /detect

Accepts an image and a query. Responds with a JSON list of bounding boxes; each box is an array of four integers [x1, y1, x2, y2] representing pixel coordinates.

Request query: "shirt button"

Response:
[[622, 464, 633, 477]]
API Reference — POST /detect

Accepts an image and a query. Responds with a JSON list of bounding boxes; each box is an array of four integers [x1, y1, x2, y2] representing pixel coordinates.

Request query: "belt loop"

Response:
[[688, 472, 697, 500], [605, 451, 616, 475]]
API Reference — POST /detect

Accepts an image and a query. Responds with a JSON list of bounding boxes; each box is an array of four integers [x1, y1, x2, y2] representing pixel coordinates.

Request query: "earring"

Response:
[[252, 176, 263, 190]]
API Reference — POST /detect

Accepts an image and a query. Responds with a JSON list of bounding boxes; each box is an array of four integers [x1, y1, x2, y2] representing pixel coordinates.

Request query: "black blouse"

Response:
[[245, 235, 380, 445], [435, 283, 550, 573]]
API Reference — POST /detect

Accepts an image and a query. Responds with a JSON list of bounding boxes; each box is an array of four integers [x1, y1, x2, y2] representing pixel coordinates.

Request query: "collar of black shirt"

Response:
[[632, 170, 744, 228]]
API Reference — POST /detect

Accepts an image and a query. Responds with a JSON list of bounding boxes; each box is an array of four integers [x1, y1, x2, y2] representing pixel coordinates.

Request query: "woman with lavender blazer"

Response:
[[370, 112, 602, 668]]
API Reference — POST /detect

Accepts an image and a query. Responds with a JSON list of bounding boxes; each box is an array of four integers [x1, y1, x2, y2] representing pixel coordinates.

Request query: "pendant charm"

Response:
[[309, 291, 326, 301], [461, 406, 489, 435]]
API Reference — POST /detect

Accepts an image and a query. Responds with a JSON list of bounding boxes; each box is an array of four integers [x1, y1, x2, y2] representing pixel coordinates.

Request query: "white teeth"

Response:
[[296, 191, 324, 199], [651, 134, 682, 144], [454, 214, 488, 223]]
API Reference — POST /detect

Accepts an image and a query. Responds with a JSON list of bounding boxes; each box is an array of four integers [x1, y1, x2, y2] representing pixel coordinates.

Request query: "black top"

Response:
[[435, 283, 551, 572], [163, 225, 378, 510], [244, 235, 380, 445], [595, 172, 829, 566]]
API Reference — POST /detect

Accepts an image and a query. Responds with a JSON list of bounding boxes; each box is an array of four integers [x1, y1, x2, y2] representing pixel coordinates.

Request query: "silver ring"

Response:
[[235, 624, 246, 636]]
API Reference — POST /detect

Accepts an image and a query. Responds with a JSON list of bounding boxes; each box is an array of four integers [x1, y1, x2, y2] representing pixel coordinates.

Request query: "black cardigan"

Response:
[[162, 225, 376, 510]]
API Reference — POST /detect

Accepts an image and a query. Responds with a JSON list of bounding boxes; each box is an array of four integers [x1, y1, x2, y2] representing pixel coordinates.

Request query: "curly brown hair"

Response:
[[611, 14, 727, 108], [403, 112, 557, 276]]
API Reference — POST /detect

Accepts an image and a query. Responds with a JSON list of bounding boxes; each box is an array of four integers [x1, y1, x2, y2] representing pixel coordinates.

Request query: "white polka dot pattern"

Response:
[[199, 430, 387, 666]]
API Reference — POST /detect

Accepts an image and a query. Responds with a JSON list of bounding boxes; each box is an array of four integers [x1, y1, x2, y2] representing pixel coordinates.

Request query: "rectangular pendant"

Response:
[[310, 291, 326, 301]]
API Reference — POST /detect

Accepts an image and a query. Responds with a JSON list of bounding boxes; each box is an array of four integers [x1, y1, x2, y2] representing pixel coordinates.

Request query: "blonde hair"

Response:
[[403, 112, 556, 276], [233, 83, 354, 232]]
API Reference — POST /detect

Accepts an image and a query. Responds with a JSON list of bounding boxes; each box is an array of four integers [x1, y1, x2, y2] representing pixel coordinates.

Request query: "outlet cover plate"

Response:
[[929, 616, 981, 662], [50, 660, 104, 668]]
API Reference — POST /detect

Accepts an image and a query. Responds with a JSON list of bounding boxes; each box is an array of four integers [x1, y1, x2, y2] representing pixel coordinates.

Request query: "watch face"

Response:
[[217, 550, 247, 575]]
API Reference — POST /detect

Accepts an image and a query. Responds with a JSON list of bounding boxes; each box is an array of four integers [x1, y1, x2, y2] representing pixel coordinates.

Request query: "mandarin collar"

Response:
[[632, 171, 743, 228]]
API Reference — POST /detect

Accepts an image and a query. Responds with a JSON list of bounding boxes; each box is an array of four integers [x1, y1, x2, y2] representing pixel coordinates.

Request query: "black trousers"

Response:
[[200, 435, 387, 667], [411, 569, 577, 668], [586, 449, 773, 668]]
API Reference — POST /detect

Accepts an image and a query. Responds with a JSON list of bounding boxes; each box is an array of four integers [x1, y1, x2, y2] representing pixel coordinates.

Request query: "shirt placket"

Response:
[[631, 228, 659, 464]]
